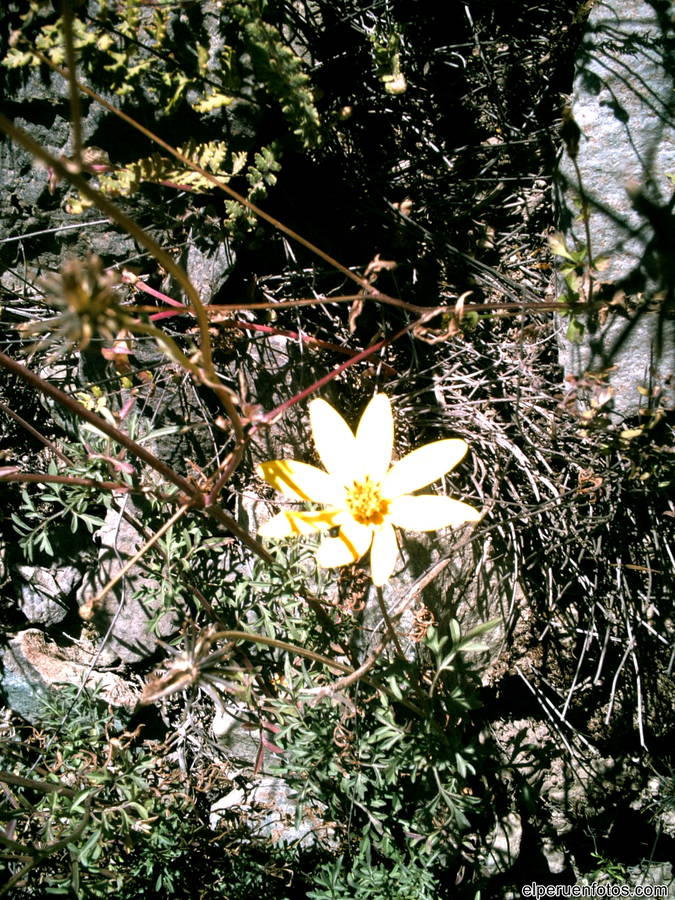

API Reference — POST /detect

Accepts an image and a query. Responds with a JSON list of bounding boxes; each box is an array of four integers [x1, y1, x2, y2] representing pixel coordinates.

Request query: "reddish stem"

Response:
[[254, 323, 408, 429], [0, 350, 201, 505], [124, 276, 397, 374]]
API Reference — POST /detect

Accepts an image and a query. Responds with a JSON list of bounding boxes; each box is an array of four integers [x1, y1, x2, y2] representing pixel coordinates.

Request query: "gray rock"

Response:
[[181, 231, 236, 304], [16, 563, 82, 625], [242, 334, 326, 461], [356, 530, 504, 668], [558, 310, 675, 420], [556, 0, 675, 419], [0, 85, 136, 274], [558, 0, 674, 283], [625, 861, 674, 895], [481, 812, 522, 875], [210, 775, 335, 848], [77, 501, 186, 663], [541, 837, 567, 876], [212, 702, 264, 765], [0, 629, 138, 725]]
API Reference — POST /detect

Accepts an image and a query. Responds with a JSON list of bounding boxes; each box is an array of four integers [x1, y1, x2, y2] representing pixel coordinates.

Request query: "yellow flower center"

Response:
[[345, 476, 390, 526]]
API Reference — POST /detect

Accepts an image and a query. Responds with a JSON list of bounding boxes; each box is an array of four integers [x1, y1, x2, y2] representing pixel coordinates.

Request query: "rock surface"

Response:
[[481, 812, 522, 875], [1, 628, 138, 724], [16, 563, 82, 625], [76, 501, 186, 663], [556, 0, 675, 419], [210, 775, 335, 848]]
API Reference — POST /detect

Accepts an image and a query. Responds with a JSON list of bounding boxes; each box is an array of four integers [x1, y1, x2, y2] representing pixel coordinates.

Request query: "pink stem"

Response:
[[254, 323, 408, 429], [123, 277, 397, 374]]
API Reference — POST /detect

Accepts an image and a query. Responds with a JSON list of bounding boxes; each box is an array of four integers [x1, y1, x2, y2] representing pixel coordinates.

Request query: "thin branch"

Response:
[[0, 470, 131, 493], [213, 630, 424, 716], [375, 586, 406, 660], [0, 400, 73, 465], [0, 349, 201, 503], [0, 771, 75, 798], [60, 0, 82, 167], [79, 502, 191, 621], [204, 502, 274, 564], [0, 113, 243, 443]]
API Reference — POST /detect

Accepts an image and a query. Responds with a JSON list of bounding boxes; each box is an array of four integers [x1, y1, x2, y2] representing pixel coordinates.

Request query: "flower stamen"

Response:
[[345, 475, 389, 526]]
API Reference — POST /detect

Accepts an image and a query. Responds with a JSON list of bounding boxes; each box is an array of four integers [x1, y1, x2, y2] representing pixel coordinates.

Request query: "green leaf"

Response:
[[386, 674, 403, 700], [38, 531, 54, 557], [75, 827, 102, 865], [69, 789, 95, 814], [566, 316, 585, 343]]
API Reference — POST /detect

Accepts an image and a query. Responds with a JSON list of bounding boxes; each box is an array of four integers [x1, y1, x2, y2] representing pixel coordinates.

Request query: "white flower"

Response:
[[257, 394, 480, 586]]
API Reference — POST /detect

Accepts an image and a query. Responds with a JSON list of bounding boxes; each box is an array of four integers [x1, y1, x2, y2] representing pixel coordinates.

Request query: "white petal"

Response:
[[370, 523, 399, 586], [355, 393, 394, 481], [316, 519, 372, 567], [382, 439, 468, 498], [257, 460, 343, 504], [289, 508, 343, 533], [258, 511, 295, 539], [309, 398, 359, 484], [259, 508, 343, 539], [389, 494, 481, 531]]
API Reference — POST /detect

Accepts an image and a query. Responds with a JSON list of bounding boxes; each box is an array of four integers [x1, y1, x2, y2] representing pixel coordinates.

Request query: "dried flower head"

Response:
[[140, 625, 247, 709], [21, 255, 125, 357]]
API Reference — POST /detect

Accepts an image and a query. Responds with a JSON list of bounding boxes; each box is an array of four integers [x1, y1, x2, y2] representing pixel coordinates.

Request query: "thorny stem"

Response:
[[24, 46, 556, 318], [227, 320, 397, 376], [0, 113, 244, 446], [16, 47, 609, 336]]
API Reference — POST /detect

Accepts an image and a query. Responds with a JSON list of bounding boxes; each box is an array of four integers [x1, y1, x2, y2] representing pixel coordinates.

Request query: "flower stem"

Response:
[[376, 586, 406, 660]]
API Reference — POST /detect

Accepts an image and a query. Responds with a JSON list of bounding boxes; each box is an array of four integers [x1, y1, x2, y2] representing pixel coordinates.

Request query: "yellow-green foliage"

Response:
[[65, 140, 281, 232], [4, 0, 320, 143], [232, 0, 321, 146], [4, 1, 321, 232], [224, 143, 282, 228], [4, 0, 228, 112], [370, 23, 408, 94], [2, 0, 320, 228], [4, 1, 175, 101], [68, 140, 248, 215]]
